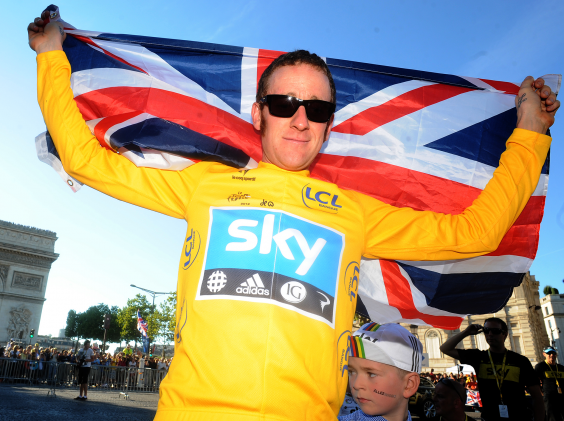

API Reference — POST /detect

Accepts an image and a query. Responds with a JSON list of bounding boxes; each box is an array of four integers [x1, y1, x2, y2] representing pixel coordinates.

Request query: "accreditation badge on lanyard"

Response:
[[488, 350, 509, 418]]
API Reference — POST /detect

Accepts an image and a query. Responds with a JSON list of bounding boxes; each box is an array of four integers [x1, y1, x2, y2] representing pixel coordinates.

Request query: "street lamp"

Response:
[[130, 284, 173, 357]]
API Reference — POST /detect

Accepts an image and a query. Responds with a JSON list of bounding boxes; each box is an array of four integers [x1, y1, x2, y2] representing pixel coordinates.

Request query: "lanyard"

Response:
[[488, 350, 507, 403], [546, 361, 560, 387]]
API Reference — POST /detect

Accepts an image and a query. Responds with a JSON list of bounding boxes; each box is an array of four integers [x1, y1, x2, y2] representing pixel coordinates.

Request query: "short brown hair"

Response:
[[256, 50, 336, 105]]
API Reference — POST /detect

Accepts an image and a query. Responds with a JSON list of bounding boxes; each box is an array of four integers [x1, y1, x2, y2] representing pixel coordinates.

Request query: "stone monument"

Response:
[[0, 220, 59, 345]]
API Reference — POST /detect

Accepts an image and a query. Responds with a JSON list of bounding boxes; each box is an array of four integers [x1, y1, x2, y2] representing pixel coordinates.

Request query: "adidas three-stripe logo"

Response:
[[236, 273, 270, 296]]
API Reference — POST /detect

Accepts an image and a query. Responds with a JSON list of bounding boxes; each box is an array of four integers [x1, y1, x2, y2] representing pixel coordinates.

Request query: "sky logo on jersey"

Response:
[[197, 207, 345, 326], [301, 183, 342, 214]]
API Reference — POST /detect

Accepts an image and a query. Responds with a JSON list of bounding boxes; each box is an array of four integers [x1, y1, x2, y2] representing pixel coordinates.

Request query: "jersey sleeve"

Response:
[[358, 128, 551, 261], [36, 50, 208, 219]]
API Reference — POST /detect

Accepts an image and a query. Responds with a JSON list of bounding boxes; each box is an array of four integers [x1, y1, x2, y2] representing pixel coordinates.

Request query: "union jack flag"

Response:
[[37, 6, 560, 329], [466, 389, 482, 407], [137, 309, 148, 338]]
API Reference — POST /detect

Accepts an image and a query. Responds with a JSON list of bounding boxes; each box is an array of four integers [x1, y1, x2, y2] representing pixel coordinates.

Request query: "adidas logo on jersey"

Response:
[[236, 273, 269, 295]]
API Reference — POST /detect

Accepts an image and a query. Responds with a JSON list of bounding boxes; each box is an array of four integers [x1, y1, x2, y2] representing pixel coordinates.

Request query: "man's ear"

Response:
[[251, 102, 262, 131], [403, 372, 420, 399]]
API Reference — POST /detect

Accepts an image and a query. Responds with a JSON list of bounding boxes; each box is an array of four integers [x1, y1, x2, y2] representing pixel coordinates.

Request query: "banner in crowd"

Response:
[[37, 6, 560, 329], [137, 309, 148, 338]]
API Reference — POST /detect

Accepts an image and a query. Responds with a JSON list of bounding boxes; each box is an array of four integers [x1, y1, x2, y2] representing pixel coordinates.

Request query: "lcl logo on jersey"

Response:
[[182, 229, 201, 270], [197, 207, 344, 326], [301, 183, 342, 214]]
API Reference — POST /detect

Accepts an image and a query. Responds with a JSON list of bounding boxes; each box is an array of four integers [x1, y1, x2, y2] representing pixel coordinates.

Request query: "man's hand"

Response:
[[516, 76, 560, 134], [464, 324, 483, 336], [28, 10, 65, 54]]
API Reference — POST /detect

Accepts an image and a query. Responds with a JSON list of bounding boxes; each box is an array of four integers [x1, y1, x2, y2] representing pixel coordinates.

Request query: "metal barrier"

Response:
[[0, 358, 168, 393]]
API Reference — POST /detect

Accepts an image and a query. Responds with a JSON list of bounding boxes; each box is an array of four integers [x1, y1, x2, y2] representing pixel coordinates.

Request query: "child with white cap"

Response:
[[338, 322, 423, 421]]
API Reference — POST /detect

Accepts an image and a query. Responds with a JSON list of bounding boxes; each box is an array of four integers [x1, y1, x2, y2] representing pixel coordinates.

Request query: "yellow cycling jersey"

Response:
[[37, 50, 551, 421]]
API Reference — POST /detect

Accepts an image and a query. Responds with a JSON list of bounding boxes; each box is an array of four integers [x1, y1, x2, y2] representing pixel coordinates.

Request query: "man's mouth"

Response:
[[283, 137, 309, 143]]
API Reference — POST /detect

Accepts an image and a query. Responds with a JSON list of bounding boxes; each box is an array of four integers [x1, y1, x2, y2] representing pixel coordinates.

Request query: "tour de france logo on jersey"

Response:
[[195, 207, 345, 327]]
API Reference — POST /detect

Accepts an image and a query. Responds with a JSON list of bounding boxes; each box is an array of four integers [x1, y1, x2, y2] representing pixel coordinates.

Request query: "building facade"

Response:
[[540, 293, 564, 361], [398, 272, 550, 372], [0, 220, 59, 345]]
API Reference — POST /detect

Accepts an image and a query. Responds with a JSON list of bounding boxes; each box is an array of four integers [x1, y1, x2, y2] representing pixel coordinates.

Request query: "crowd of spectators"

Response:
[[0, 339, 172, 389]]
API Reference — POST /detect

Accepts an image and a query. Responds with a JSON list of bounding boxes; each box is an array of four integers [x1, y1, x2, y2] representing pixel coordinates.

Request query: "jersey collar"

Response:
[[257, 161, 310, 177]]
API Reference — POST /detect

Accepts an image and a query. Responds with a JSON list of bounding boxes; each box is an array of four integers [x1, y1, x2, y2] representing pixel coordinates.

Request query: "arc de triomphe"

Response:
[[0, 220, 59, 345]]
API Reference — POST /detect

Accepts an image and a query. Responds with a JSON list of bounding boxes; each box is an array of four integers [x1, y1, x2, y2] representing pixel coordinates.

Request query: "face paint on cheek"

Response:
[[373, 389, 396, 398]]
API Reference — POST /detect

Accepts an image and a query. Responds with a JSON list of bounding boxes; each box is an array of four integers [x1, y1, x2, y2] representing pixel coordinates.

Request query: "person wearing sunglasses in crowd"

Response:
[[534, 346, 564, 421], [433, 378, 478, 421], [441, 318, 544, 421], [28, 8, 559, 421]]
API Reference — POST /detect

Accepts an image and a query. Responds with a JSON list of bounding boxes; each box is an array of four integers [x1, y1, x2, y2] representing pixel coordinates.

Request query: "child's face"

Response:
[[347, 356, 407, 416]]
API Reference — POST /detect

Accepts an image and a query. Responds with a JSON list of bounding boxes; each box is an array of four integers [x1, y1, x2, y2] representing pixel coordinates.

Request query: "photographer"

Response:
[[75, 340, 94, 401], [440, 318, 543, 421]]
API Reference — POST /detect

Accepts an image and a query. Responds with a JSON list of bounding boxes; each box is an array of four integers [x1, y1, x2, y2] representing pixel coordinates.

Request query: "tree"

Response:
[[105, 305, 122, 343], [65, 309, 79, 339], [118, 294, 154, 345], [157, 292, 177, 343], [544, 285, 560, 296]]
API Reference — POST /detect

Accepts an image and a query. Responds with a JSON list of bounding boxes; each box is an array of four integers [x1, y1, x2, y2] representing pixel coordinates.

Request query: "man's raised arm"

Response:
[[29, 13, 206, 219], [440, 324, 482, 359], [359, 76, 559, 262]]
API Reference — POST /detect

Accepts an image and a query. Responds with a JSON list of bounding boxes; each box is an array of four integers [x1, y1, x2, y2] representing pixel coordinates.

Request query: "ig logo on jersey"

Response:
[[280, 281, 307, 303]]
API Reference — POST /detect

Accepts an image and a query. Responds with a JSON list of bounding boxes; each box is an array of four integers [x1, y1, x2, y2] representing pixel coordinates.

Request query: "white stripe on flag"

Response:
[[333, 80, 435, 126], [35, 132, 83, 192], [397, 254, 534, 275], [241, 47, 259, 122]]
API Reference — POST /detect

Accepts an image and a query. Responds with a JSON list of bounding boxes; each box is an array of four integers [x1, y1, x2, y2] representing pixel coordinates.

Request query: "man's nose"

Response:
[[290, 105, 309, 129]]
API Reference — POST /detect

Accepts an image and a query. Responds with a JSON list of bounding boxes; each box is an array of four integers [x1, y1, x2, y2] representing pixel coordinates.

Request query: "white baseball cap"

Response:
[[349, 322, 423, 373]]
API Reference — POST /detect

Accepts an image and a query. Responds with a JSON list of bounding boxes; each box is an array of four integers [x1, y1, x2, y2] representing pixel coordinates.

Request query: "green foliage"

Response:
[[76, 304, 112, 341], [118, 294, 156, 343], [63, 292, 176, 348], [544, 285, 560, 296], [157, 292, 177, 343], [106, 306, 122, 343], [65, 309, 79, 338]]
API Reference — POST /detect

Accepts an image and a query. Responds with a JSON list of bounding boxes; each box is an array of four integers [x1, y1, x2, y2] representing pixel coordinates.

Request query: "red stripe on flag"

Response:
[[256, 49, 286, 90], [332, 84, 473, 136], [74, 87, 263, 161], [93, 111, 143, 150], [380, 260, 464, 329], [487, 223, 542, 258], [70, 34, 148, 75], [479, 79, 520, 95], [310, 154, 544, 259]]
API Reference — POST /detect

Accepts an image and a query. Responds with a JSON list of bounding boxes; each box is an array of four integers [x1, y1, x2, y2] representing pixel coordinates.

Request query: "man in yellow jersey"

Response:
[[28, 11, 559, 421]]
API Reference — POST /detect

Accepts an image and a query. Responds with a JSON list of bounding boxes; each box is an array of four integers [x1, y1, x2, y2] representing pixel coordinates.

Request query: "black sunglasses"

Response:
[[483, 327, 505, 335], [437, 378, 466, 403], [259, 95, 336, 123]]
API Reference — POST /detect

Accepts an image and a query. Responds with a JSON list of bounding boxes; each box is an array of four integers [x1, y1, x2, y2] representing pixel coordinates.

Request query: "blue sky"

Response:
[[2, 0, 563, 337]]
